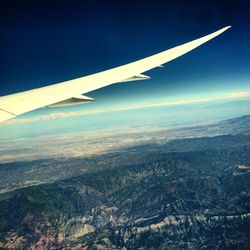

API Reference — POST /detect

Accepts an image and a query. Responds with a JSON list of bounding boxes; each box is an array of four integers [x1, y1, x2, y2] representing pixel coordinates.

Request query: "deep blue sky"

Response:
[[1, 0, 250, 100]]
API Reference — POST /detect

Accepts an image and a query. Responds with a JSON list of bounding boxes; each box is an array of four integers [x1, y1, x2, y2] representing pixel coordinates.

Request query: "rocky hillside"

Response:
[[0, 134, 250, 249]]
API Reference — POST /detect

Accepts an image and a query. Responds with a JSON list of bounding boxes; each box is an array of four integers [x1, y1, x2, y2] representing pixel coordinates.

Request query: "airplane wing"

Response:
[[0, 26, 231, 123]]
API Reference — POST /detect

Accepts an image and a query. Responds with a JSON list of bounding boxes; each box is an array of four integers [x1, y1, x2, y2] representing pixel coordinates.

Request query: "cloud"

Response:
[[5, 109, 104, 125], [3, 91, 250, 125], [225, 91, 250, 99]]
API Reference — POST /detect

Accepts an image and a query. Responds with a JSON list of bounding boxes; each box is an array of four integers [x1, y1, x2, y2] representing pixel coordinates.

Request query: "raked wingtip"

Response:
[[224, 25, 232, 31], [213, 26, 231, 36]]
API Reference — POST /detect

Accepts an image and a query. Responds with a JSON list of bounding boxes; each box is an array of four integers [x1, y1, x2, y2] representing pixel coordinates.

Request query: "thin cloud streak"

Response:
[[3, 91, 250, 125], [226, 91, 250, 99]]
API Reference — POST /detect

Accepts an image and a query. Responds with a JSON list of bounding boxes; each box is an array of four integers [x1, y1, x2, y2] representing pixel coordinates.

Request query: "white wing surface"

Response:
[[0, 26, 231, 123]]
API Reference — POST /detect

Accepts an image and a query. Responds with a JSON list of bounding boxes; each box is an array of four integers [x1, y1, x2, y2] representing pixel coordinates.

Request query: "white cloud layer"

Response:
[[3, 91, 250, 125]]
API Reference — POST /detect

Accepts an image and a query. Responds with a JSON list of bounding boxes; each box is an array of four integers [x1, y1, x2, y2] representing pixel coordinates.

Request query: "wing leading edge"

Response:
[[0, 26, 231, 123]]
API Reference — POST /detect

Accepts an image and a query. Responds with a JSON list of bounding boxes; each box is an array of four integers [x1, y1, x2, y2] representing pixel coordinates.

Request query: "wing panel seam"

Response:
[[0, 108, 17, 116]]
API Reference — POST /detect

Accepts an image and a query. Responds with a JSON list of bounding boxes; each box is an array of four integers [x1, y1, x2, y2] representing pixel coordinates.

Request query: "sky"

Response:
[[0, 0, 250, 139]]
